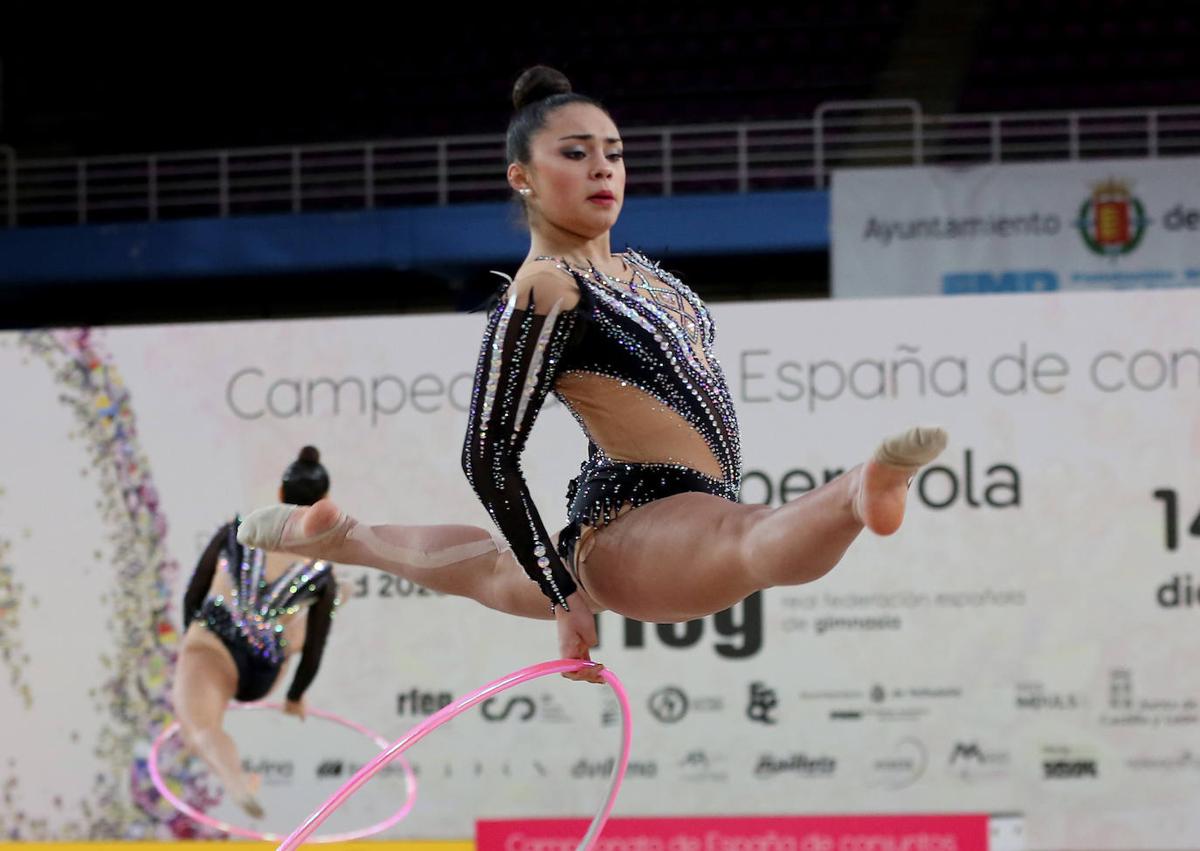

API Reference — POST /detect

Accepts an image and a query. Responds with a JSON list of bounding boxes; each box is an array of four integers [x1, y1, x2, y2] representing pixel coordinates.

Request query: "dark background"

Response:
[[1, 1, 1195, 327]]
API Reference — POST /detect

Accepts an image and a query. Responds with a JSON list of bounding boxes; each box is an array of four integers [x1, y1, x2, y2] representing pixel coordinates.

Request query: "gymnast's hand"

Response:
[[557, 593, 604, 684], [283, 698, 307, 720]]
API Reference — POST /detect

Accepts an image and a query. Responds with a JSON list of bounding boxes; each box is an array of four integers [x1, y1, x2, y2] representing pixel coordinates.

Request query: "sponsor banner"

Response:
[[1, 289, 1199, 848], [0, 844, 472, 851], [831, 157, 1200, 298], [477, 815, 991, 851]]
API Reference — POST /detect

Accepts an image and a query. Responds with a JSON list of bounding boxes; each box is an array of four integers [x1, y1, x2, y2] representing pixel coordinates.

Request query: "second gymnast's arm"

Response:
[[182, 522, 231, 629], [286, 574, 337, 703]]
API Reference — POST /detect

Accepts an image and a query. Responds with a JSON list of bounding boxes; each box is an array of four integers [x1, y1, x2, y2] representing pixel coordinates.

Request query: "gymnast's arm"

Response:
[[461, 271, 582, 611], [286, 572, 337, 704], [182, 523, 230, 629]]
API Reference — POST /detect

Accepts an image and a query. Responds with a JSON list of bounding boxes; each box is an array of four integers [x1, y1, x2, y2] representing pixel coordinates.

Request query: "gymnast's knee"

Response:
[[176, 721, 203, 752], [735, 504, 841, 588], [729, 506, 775, 585]]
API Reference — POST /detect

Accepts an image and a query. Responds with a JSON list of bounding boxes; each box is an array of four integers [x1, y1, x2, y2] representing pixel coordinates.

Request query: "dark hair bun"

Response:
[[297, 445, 321, 465], [282, 446, 329, 505], [512, 65, 572, 111]]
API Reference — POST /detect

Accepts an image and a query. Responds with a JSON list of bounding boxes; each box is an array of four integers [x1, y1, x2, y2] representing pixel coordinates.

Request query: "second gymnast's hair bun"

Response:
[[512, 65, 572, 111], [282, 446, 330, 506], [297, 445, 321, 465]]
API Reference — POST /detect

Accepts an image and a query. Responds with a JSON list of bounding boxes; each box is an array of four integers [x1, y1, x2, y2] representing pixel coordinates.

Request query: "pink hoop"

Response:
[[149, 701, 417, 843], [278, 659, 632, 851]]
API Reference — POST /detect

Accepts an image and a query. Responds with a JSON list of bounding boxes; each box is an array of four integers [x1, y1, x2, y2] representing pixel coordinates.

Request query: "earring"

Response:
[[518, 188, 532, 197]]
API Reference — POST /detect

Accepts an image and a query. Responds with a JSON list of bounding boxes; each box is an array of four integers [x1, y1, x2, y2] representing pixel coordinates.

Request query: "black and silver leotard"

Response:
[[183, 520, 337, 702], [462, 250, 742, 610]]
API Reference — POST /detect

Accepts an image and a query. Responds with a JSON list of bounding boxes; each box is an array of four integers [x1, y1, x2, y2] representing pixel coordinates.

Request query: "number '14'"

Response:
[[1152, 489, 1200, 551]]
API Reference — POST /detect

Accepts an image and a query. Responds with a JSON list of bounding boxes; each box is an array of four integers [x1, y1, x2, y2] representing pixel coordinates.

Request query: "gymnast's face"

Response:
[[510, 103, 625, 240]]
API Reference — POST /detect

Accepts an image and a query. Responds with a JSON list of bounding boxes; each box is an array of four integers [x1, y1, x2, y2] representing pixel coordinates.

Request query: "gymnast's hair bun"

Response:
[[512, 65, 572, 111], [282, 446, 329, 505], [297, 445, 321, 465]]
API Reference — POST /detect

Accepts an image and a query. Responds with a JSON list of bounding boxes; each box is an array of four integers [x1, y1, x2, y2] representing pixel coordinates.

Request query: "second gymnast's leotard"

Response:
[[183, 520, 337, 702]]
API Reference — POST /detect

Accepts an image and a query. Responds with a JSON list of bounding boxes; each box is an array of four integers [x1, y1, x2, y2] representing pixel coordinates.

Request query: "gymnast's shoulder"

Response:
[[509, 260, 583, 313]]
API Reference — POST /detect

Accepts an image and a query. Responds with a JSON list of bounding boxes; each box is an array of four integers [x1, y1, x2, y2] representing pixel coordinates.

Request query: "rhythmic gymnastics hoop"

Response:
[[278, 659, 632, 851], [149, 701, 417, 842]]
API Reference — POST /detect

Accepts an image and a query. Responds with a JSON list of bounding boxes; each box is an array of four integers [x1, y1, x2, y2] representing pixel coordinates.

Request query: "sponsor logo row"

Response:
[[392, 674, 1195, 728], [292, 742, 1198, 785], [244, 738, 1200, 790]]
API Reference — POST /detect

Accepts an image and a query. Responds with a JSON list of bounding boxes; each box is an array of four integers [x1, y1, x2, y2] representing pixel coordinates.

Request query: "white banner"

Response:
[[832, 156, 1200, 298], [1, 290, 1199, 849]]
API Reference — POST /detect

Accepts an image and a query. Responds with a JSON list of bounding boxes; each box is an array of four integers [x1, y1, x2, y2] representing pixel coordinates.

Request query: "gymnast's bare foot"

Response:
[[231, 772, 264, 819], [853, 426, 948, 535]]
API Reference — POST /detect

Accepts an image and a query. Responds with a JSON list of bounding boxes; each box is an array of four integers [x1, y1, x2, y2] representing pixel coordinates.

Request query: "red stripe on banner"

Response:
[[478, 814, 990, 851]]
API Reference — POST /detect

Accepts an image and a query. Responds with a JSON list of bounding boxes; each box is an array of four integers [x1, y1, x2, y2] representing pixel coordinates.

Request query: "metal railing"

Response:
[[1, 103, 1199, 228]]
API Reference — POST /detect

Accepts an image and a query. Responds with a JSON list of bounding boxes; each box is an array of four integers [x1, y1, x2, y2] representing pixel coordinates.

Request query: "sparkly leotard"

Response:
[[462, 250, 742, 610], [183, 521, 337, 702]]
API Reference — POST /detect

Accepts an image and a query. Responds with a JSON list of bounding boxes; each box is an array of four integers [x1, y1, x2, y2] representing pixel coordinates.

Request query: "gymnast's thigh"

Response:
[[576, 492, 767, 623]]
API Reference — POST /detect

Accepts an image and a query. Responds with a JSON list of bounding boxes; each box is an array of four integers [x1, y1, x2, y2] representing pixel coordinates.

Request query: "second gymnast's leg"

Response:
[[172, 639, 265, 817]]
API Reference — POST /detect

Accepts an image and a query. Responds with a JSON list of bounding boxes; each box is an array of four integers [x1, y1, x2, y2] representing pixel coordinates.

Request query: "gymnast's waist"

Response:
[[198, 601, 284, 666], [565, 457, 737, 523]]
